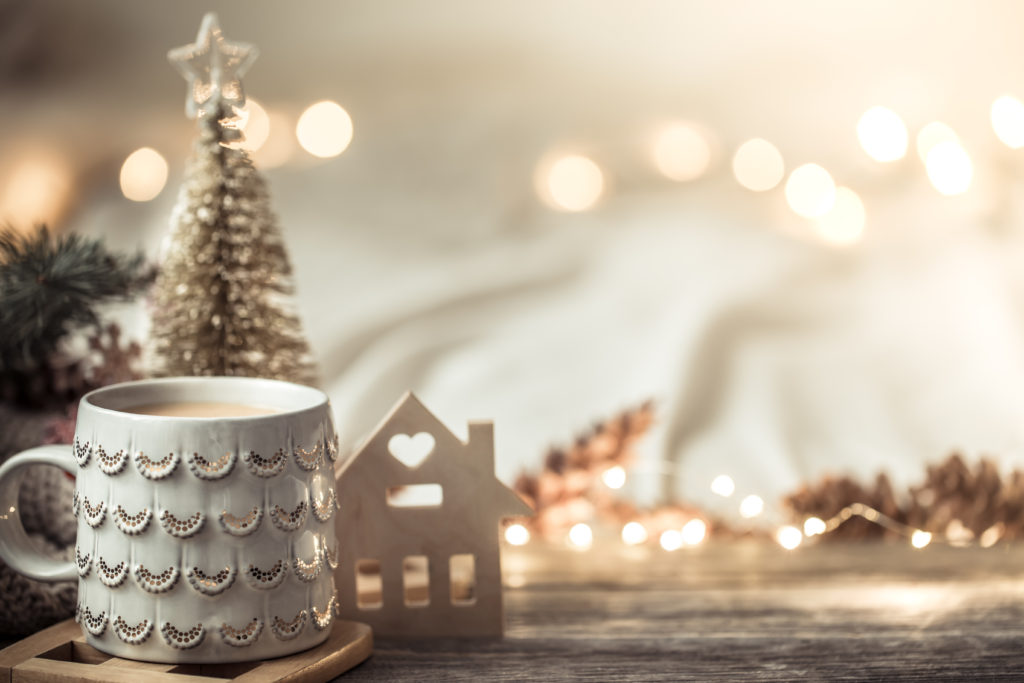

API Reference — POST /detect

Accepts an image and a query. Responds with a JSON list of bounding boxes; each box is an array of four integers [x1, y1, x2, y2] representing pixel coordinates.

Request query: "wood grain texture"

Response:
[[338, 542, 1024, 681]]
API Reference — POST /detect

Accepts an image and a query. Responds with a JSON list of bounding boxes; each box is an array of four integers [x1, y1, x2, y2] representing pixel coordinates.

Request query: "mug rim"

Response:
[[80, 376, 329, 422]]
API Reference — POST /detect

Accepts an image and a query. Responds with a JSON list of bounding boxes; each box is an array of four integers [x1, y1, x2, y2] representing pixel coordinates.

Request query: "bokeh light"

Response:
[[504, 523, 530, 546], [602, 465, 626, 490], [653, 123, 712, 182], [681, 519, 707, 546], [911, 529, 932, 549], [254, 111, 296, 169], [815, 186, 866, 246], [539, 154, 605, 212], [991, 95, 1024, 149], [1, 153, 72, 226], [857, 106, 908, 162], [621, 521, 648, 546], [803, 517, 827, 537], [568, 522, 593, 549], [296, 100, 353, 158], [659, 529, 683, 551], [710, 474, 735, 497], [732, 138, 785, 192], [238, 98, 270, 152], [119, 147, 168, 202], [925, 141, 972, 196], [775, 525, 803, 550], [916, 122, 958, 163], [739, 494, 764, 519], [785, 163, 836, 218]]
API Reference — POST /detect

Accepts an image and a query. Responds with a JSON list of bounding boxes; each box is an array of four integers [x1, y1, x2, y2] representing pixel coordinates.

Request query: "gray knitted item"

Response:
[[0, 404, 77, 637]]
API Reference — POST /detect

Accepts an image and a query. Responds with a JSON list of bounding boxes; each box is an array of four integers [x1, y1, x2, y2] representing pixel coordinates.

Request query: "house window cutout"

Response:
[[387, 432, 436, 468], [449, 554, 476, 605], [355, 559, 383, 609], [403, 556, 430, 607], [386, 484, 443, 508]]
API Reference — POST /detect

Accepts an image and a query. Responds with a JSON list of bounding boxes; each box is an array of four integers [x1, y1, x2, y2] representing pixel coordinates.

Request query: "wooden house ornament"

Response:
[[334, 393, 532, 637]]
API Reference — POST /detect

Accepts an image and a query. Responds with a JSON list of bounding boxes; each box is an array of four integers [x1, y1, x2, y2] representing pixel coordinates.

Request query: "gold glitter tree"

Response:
[[149, 14, 316, 384]]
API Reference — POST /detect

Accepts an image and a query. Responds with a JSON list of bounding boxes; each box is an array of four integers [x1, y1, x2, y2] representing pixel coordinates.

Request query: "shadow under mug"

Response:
[[0, 377, 341, 663]]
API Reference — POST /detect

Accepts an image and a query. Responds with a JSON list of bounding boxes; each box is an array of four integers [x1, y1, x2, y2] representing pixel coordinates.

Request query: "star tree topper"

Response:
[[168, 13, 258, 119]]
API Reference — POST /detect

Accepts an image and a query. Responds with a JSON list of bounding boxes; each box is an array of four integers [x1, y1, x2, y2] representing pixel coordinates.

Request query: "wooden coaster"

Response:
[[0, 618, 372, 682]]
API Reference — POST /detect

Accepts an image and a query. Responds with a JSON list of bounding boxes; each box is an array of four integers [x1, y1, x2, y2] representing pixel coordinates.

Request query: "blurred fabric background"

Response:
[[5, 1, 1024, 516]]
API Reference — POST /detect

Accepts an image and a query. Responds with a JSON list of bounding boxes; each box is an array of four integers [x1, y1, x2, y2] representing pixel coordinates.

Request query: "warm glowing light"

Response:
[[857, 106, 908, 162], [659, 529, 683, 551], [775, 525, 803, 550], [815, 186, 865, 246], [1, 154, 73, 226], [739, 494, 764, 519], [568, 522, 593, 549], [785, 163, 836, 218], [621, 521, 648, 546], [653, 123, 712, 182], [916, 122, 958, 163], [732, 138, 785, 192], [911, 529, 932, 549], [681, 519, 707, 546], [979, 523, 1004, 548], [539, 155, 604, 212], [803, 517, 826, 537], [119, 147, 168, 202], [710, 474, 735, 497], [991, 95, 1024, 149], [504, 523, 530, 546], [238, 99, 270, 152], [602, 465, 626, 490], [925, 141, 972, 196], [254, 111, 295, 169], [296, 100, 353, 158]]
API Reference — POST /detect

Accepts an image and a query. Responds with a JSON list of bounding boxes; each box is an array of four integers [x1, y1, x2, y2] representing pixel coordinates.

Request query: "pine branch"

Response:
[[0, 226, 153, 373]]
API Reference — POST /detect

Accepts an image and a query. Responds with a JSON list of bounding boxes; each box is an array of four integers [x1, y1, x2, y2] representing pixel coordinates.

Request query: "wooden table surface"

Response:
[[340, 542, 1024, 681]]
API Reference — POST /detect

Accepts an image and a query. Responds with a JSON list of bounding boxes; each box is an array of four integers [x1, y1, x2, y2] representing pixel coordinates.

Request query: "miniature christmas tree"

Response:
[[149, 14, 316, 384]]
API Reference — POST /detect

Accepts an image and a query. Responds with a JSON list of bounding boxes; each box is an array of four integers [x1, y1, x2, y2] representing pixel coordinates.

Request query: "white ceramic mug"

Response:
[[0, 377, 341, 663]]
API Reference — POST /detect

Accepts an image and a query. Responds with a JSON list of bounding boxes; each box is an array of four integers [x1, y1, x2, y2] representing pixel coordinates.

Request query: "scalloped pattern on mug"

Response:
[[326, 433, 339, 462], [245, 559, 287, 590], [187, 451, 236, 480], [159, 509, 205, 538], [113, 616, 153, 645], [219, 505, 262, 536], [186, 565, 236, 596], [96, 447, 129, 475], [311, 596, 337, 631], [311, 489, 336, 522], [322, 542, 339, 570], [270, 500, 307, 532], [97, 558, 128, 587], [293, 442, 322, 471], [81, 497, 106, 528], [243, 449, 287, 478], [271, 610, 307, 641], [134, 451, 179, 480], [160, 621, 206, 650], [80, 606, 108, 636], [75, 547, 91, 577], [221, 618, 262, 647], [292, 554, 321, 583], [72, 490, 80, 518], [113, 505, 152, 535], [73, 438, 91, 466], [134, 564, 180, 594]]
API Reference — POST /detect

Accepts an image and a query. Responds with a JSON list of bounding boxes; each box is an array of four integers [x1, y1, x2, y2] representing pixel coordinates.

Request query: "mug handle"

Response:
[[0, 445, 78, 582]]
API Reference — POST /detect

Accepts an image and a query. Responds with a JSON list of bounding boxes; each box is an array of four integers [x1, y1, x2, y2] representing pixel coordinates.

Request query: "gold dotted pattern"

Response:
[[73, 437, 91, 466], [221, 618, 263, 647], [75, 547, 91, 577], [293, 442, 322, 471], [97, 558, 128, 587], [326, 434, 339, 461], [113, 505, 152, 535], [160, 621, 206, 649], [312, 489, 337, 522], [187, 451, 236, 480], [113, 616, 153, 645], [246, 559, 287, 589], [186, 565, 236, 596], [311, 596, 337, 631], [219, 505, 262, 536], [96, 447, 129, 475], [135, 451, 179, 480], [243, 448, 288, 478], [82, 497, 106, 528], [322, 543, 339, 570], [271, 610, 307, 641], [270, 500, 307, 532], [293, 554, 321, 583], [79, 606, 107, 636], [72, 490, 80, 518], [134, 564, 180, 594], [159, 509, 205, 538]]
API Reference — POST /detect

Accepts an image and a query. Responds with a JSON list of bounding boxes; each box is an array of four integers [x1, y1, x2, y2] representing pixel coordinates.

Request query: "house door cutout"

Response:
[[449, 554, 476, 605], [403, 555, 430, 607], [356, 559, 382, 609]]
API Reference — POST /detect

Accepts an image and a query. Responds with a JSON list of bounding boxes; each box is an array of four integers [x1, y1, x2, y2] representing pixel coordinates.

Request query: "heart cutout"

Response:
[[387, 432, 436, 469]]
